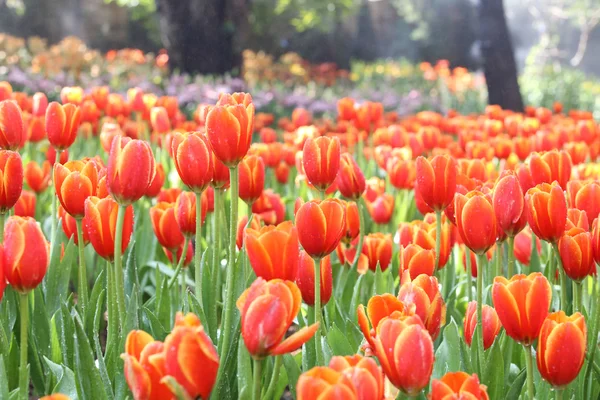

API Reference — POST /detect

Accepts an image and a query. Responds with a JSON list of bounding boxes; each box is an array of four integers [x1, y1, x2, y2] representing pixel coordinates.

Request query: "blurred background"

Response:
[[1, 0, 599, 115]]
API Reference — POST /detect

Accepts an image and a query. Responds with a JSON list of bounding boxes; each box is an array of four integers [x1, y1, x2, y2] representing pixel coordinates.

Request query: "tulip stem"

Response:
[[350, 199, 366, 271], [475, 253, 486, 377], [524, 345, 535, 400], [18, 293, 29, 400], [552, 243, 568, 311], [555, 388, 564, 400], [584, 276, 600, 398], [75, 218, 88, 316], [50, 149, 61, 245], [209, 188, 222, 340], [495, 241, 503, 278], [195, 191, 203, 302], [433, 210, 442, 276], [263, 355, 282, 400], [169, 239, 189, 290], [465, 249, 472, 302], [313, 256, 324, 366], [216, 166, 239, 386], [106, 260, 118, 354], [507, 236, 515, 278], [113, 204, 127, 329], [0, 212, 5, 242], [252, 358, 263, 400], [573, 280, 583, 313]]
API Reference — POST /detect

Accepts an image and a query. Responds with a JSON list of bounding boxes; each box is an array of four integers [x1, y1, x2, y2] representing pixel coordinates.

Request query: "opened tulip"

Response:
[[302, 136, 341, 192], [107, 136, 155, 205], [0, 150, 23, 213], [0, 100, 24, 150], [296, 199, 346, 258], [360, 233, 393, 272], [430, 372, 489, 400], [54, 159, 101, 218], [171, 131, 213, 193], [537, 311, 586, 388], [245, 221, 299, 281], [205, 92, 254, 166], [463, 301, 501, 350], [455, 190, 497, 254], [525, 182, 567, 243], [296, 251, 332, 306], [24, 160, 51, 194], [400, 244, 435, 279], [337, 153, 365, 200], [328, 355, 385, 400], [14, 190, 35, 218], [150, 202, 184, 252], [492, 273, 551, 345], [175, 191, 207, 238], [297, 367, 356, 399], [236, 214, 262, 249], [357, 294, 412, 349], [84, 196, 134, 261], [45, 102, 81, 150], [237, 278, 319, 358], [397, 271, 446, 340], [239, 155, 265, 204], [528, 150, 572, 189], [566, 208, 589, 231], [415, 155, 457, 212], [493, 172, 526, 237]]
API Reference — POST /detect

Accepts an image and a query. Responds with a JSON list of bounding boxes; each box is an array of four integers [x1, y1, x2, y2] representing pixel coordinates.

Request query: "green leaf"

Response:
[[50, 314, 63, 364], [433, 319, 462, 379], [58, 304, 75, 369], [43, 356, 77, 398], [374, 262, 387, 295], [326, 324, 354, 356], [31, 287, 51, 358], [530, 232, 541, 273], [86, 269, 106, 342], [74, 314, 110, 400], [483, 338, 504, 400], [236, 336, 253, 400], [187, 293, 209, 332], [156, 274, 171, 329], [506, 368, 527, 400], [142, 307, 168, 341], [0, 356, 10, 399], [45, 237, 76, 316], [92, 290, 114, 399], [283, 353, 302, 398]]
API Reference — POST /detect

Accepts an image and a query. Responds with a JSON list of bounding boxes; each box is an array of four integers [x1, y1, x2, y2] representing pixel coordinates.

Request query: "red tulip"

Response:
[[150, 202, 184, 251], [245, 221, 299, 281], [296, 251, 332, 306], [107, 136, 155, 205], [175, 191, 207, 238], [525, 182, 567, 243], [45, 102, 81, 150], [415, 155, 457, 212], [0, 150, 23, 213], [84, 196, 134, 261], [528, 150, 572, 189], [0, 100, 24, 150], [171, 131, 213, 193], [302, 136, 341, 192], [463, 301, 502, 350], [493, 172, 526, 237], [239, 155, 265, 204], [54, 159, 100, 218], [336, 153, 365, 200], [455, 190, 497, 254], [14, 190, 35, 218], [558, 227, 594, 281], [296, 199, 346, 258]]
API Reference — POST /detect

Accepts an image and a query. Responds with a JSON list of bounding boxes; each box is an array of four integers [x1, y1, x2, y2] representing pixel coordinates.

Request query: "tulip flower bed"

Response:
[[1, 78, 600, 400]]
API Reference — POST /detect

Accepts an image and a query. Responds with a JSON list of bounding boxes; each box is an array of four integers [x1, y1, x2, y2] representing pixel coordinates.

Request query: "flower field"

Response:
[[1, 40, 600, 400]]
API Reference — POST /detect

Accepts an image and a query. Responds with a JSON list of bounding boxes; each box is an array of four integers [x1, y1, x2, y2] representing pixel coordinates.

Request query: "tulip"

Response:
[[107, 136, 155, 205], [430, 372, 489, 400], [514, 227, 542, 267], [171, 132, 213, 193], [59, 205, 89, 246], [337, 153, 365, 200], [397, 272, 446, 340], [237, 278, 319, 358], [0, 100, 24, 150], [46, 146, 69, 165], [493, 172, 526, 237], [145, 163, 165, 198], [164, 242, 194, 268], [342, 201, 360, 244], [365, 193, 394, 225], [400, 244, 435, 279], [296, 199, 346, 259], [558, 227, 594, 282], [566, 208, 589, 231], [245, 221, 299, 281], [210, 150, 230, 189], [14, 190, 35, 218], [357, 294, 412, 350], [0, 150, 23, 217], [463, 301, 501, 350], [388, 157, 416, 190], [360, 233, 393, 272], [150, 202, 184, 252], [175, 191, 207, 238], [537, 311, 586, 388], [296, 251, 332, 306], [296, 367, 356, 399], [84, 197, 134, 261], [60, 86, 83, 105], [253, 189, 286, 225], [32, 92, 48, 117], [415, 155, 457, 212], [275, 161, 289, 184], [150, 106, 170, 134], [528, 150, 572, 189], [24, 160, 51, 194], [236, 214, 262, 250], [205, 92, 254, 167], [53, 159, 100, 218], [525, 182, 567, 243], [239, 155, 265, 205], [328, 355, 385, 400], [570, 181, 600, 223], [455, 190, 497, 255], [45, 102, 81, 150], [302, 136, 341, 192]]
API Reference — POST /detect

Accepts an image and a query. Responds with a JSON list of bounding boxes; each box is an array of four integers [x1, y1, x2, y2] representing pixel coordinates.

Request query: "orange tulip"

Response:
[[528, 150, 573, 189], [566, 208, 589, 231], [357, 294, 412, 349], [171, 131, 213, 193], [400, 244, 435, 279], [14, 190, 35, 218], [360, 233, 393, 272], [150, 106, 170, 134], [144, 163, 165, 198], [514, 227, 541, 266], [175, 191, 207, 238], [365, 193, 394, 225], [59, 205, 89, 245], [388, 157, 416, 190], [210, 149, 230, 189], [397, 271, 446, 340], [24, 160, 50, 194], [45, 102, 81, 150], [337, 97, 357, 121], [463, 301, 501, 350], [253, 189, 285, 225], [297, 367, 357, 399], [296, 199, 346, 258], [342, 201, 360, 244], [2, 216, 49, 292], [239, 155, 265, 204], [430, 372, 489, 400], [236, 214, 262, 250], [558, 227, 594, 281], [537, 311, 586, 388], [569, 181, 600, 223], [455, 190, 496, 254], [54, 159, 101, 218], [150, 202, 184, 251], [415, 155, 457, 212], [275, 161, 290, 184], [525, 182, 567, 243], [0, 100, 24, 150], [107, 136, 155, 205], [492, 273, 551, 345], [245, 221, 299, 281], [205, 92, 255, 167], [328, 355, 385, 400], [0, 150, 23, 213], [237, 278, 319, 358], [493, 172, 526, 237], [84, 196, 134, 261], [337, 153, 365, 200], [296, 251, 332, 306], [302, 136, 341, 192]]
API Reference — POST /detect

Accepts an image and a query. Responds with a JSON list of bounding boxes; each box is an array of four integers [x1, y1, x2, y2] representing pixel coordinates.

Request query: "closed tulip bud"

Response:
[[54, 159, 100, 218], [529, 150, 573, 189], [171, 132, 213, 193], [525, 182, 567, 243], [205, 92, 255, 167], [150, 106, 170, 134], [415, 155, 457, 212], [45, 102, 81, 150], [274, 161, 289, 184], [150, 202, 184, 251], [2, 216, 49, 292], [32, 92, 48, 117], [492, 273, 551, 345], [430, 372, 489, 400], [24, 160, 51, 194], [328, 355, 385, 400], [162, 315, 219, 398], [0, 100, 24, 150], [239, 155, 265, 204], [366, 193, 394, 225], [296, 251, 332, 306], [107, 136, 155, 205], [84, 197, 134, 261], [297, 367, 357, 399], [0, 150, 23, 213], [493, 172, 526, 237], [343, 201, 360, 244], [400, 244, 435, 279], [388, 157, 416, 190], [175, 192, 207, 238], [558, 227, 594, 281], [537, 311, 586, 388], [455, 190, 496, 254], [296, 199, 346, 258], [569, 181, 600, 223], [337, 153, 365, 200], [514, 227, 541, 267], [463, 301, 501, 350], [566, 208, 589, 231], [14, 190, 36, 218], [245, 221, 299, 281], [398, 271, 446, 340], [360, 233, 393, 272], [302, 136, 341, 192], [237, 278, 319, 358], [145, 163, 165, 198]]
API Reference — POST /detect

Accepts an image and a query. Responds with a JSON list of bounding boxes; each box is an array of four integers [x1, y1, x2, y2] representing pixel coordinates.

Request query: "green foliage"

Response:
[[272, 0, 357, 32]]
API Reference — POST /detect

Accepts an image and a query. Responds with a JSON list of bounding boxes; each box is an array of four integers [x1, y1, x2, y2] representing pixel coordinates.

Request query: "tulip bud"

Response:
[[388, 157, 416, 190], [245, 221, 299, 281], [525, 182, 567, 243], [175, 191, 207, 238], [336, 152, 365, 200], [54, 159, 100, 218], [528, 150, 572, 189], [398, 272, 446, 340], [0, 100, 24, 151], [360, 233, 393, 272], [14, 190, 36, 218], [558, 228, 594, 281], [463, 301, 502, 350], [0, 150, 23, 213], [430, 372, 489, 400], [84, 197, 134, 261], [45, 102, 81, 150], [415, 155, 457, 212], [296, 251, 332, 306], [107, 136, 155, 205], [150, 106, 170, 134], [24, 160, 51, 194], [365, 193, 394, 225], [296, 199, 346, 258], [239, 155, 265, 205], [171, 132, 213, 193], [455, 190, 497, 254], [493, 172, 526, 237], [145, 163, 165, 198], [400, 244, 435, 279], [150, 202, 184, 251], [302, 136, 341, 192]]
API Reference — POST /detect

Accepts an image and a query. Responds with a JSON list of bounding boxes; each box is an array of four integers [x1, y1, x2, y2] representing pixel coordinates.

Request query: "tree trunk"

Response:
[[157, 0, 243, 75], [478, 0, 524, 111]]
